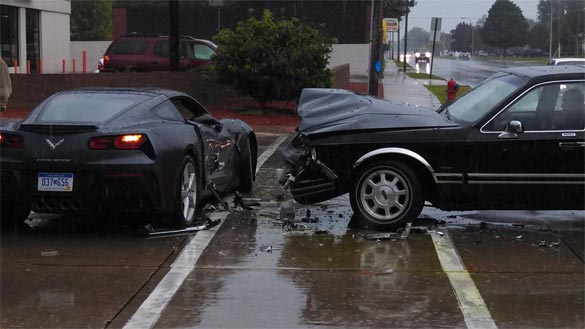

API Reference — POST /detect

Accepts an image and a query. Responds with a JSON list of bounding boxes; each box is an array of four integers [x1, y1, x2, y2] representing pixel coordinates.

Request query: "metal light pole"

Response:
[[367, 0, 374, 95], [461, 17, 474, 56], [549, 0, 553, 58]]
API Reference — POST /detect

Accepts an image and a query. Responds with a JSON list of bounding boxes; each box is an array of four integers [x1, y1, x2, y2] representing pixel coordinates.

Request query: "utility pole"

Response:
[[549, 0, 553, 59], [169, 0, 180, 72], [402, 0, 408, 73], [368, 0, 382, 96]]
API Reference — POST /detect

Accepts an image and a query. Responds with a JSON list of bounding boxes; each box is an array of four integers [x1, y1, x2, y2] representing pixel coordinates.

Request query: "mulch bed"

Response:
[[1, 82, 384, 131]]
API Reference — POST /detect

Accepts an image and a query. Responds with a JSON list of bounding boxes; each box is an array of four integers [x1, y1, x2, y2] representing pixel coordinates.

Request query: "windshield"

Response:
[[440, 73, 526, 124], [37, 93, 149, 123]]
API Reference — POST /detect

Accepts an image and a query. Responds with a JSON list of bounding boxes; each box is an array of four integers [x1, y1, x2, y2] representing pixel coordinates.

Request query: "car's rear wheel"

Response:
[[172, 156, 199, 228], [350, 160, 423, 229], [238, 136, 255, 193]]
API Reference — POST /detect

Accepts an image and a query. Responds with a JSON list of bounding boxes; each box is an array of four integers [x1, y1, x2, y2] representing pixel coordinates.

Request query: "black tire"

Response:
[[350, 159, 424, 229], [238, 136, 255, 193], [172, 156, 199, 228]]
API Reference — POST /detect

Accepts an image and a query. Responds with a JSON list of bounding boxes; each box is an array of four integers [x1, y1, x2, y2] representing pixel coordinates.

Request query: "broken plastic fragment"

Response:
[[41, 251, 59, 257]]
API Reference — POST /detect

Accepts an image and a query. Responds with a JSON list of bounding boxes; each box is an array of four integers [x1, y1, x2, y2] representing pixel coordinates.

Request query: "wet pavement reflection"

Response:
[[1, 132, 583, 328], [156, 198, 465, 328]]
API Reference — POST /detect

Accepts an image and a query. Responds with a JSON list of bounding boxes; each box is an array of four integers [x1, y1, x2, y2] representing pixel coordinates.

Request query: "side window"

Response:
[[485, 82, 584, 132], [193, 44, 215, 60], [170, 97, 210, 120], [153, 101, 182, 121], [111, 38, 148, 55], [153, 40, 169, 58]]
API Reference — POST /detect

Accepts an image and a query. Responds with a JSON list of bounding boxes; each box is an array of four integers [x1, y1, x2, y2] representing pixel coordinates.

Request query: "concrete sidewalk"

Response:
[[381, 61, 443, 109]]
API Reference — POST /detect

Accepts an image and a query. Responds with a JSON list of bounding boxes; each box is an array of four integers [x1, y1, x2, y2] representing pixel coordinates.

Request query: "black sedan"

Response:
[[0, 88, 257, 228], [281, 65, 584, 229]]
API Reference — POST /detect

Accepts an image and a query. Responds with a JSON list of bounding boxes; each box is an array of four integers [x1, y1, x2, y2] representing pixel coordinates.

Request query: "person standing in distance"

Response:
[[0, 57, 12, 111]]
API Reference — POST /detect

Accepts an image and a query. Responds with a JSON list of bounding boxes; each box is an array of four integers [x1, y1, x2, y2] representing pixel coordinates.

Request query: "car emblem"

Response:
[[46, 138, 64, 150]]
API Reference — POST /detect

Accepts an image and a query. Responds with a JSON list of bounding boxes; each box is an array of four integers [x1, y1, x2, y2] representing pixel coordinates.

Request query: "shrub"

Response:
[[212, 10, 336, 108]]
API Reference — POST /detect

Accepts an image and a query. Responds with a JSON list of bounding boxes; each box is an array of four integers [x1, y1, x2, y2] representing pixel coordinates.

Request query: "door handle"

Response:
[[559, 142, 585, 149]]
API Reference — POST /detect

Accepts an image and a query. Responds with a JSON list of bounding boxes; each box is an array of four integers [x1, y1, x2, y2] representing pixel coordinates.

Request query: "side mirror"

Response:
[[498, 120, 523, 139]]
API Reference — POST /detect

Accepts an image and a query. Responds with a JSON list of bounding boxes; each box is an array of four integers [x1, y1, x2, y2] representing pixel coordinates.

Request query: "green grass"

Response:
[[474, 56, 550, 64], [424, 84, 472, 105], [406, 72, 445, 80]]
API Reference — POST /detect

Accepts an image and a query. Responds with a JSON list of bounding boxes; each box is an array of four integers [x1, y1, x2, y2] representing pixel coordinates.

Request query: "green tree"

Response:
[[406, 27, 429, 51], [450, 22, 473, 52], [537, 0, 585, 56], [70, 0, 112, 41], [480, 0, 530, 56], [212, 10, 335, 108]]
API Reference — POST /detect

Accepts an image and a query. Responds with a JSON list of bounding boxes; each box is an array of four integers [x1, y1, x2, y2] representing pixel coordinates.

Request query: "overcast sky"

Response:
[[404, 0, 540, 33]]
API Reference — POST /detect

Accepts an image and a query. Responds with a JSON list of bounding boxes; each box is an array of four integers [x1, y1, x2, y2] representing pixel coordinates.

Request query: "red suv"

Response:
[[100, 33, 217, 72]]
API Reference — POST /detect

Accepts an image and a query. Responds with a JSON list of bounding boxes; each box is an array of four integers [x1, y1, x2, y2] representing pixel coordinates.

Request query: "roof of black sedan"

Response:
[[503, 64, 585, 79]]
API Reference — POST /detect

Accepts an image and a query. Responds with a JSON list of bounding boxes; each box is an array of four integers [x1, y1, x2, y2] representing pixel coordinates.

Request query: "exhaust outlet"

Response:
[[60, 199, 72, 211], [32, 199, 46, 211], [71, 200, 83, 211], [45, 199, 57, 211]]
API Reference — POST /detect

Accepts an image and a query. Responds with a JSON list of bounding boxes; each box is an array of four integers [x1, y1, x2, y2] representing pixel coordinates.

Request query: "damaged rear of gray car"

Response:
[[280, 66, 585, 228]]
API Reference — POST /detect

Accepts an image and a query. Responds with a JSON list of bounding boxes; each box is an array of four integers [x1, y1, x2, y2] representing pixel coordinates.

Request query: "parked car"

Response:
[[546, 58, 585, 66], [459, 52, 471, 60], [280, 65, 585, 228], [414, 49, 431, 63], [0, 88, 257, 228], [100, 33, 217, 72]]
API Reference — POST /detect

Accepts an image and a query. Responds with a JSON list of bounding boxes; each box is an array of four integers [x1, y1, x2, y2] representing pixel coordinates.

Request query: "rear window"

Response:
[[37, 93, 150, 123], [110, 38, 149, 55]]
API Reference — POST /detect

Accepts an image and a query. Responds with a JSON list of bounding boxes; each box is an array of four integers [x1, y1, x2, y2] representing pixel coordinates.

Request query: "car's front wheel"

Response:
[[172, 156, 199, 228], [350, 160, 423, 229]]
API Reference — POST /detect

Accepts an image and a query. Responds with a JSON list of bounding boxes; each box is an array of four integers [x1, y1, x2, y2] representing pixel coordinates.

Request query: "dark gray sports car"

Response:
[[281, 65, 584, 229], [0, 88, 257, 228]]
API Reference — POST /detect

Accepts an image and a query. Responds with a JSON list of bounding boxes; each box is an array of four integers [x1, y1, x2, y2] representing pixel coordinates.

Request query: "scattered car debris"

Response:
[[514, 235, 523, 240], [314, 229, 329, 235], [147, 217, 221, 237], [279, 200, 295, 221], [260, 245, 281, 253], [366, 232, 398, 240], [536, 240, 561, 248], [436, 231, 445, 237], [375, 269, 394, 275], [400, 222, 412, 239], [233, 191, 255, 210], [40, 251, 59, 257]]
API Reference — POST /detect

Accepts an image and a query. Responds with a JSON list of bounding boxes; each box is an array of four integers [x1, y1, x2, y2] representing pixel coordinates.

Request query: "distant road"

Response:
[[414, 57, 533, 87]]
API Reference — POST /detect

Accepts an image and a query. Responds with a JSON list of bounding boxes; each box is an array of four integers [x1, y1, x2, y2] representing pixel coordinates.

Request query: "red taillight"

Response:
[[88, 134, 146, 150], [0, 133, 24, 148], [104, 55, 110, 64], [88, 136, 114, 149], [114, 134, 144, 149]]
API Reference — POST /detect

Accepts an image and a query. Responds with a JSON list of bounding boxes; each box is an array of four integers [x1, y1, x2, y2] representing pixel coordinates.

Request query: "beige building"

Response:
[[1, 0, 71, 73]]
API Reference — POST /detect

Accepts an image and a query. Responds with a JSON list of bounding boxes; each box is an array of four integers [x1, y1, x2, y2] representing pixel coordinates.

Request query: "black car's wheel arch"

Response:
[[351, 153, 437, 204]]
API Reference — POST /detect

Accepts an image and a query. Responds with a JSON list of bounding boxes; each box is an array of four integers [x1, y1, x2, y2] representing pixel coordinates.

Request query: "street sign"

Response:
[[430, 17, 442, 32], [384, 18, 399, 33]]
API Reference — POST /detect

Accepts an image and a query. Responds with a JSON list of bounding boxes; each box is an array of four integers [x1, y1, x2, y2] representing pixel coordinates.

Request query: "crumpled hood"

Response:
[[297, 88, 456, 136]]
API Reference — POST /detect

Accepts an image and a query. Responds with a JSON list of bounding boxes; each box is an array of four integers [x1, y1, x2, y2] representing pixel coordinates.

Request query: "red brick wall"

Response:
[[7, 66, 349, 111]]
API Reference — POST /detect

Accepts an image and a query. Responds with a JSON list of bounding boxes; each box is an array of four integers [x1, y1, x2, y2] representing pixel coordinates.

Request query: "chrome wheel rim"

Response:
[[181, 162, 197, 222], [360, 169, 410, 222]]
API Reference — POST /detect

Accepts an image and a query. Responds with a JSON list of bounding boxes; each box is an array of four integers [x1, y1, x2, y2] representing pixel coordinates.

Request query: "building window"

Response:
[[26, 8, 40, 73], [1, 5, 19, 67]]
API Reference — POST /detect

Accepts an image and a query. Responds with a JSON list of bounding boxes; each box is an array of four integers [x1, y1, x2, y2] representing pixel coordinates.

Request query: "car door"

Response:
[[464, 80, 585, 209], [170, 96, 236, 189]]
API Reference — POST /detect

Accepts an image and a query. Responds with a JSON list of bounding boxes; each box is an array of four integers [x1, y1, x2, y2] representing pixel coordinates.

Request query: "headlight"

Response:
[[415, 52, 420, 58], [425, 52, 431, 57]]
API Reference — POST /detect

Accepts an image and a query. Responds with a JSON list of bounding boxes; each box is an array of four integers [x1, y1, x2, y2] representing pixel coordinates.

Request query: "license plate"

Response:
[[38, 173, 74, 192]]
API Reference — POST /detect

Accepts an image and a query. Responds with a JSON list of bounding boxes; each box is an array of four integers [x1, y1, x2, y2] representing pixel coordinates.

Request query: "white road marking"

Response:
[[256, 135, 287, 175], [431, 230, 498, 329], [123, 135, 287, 329]]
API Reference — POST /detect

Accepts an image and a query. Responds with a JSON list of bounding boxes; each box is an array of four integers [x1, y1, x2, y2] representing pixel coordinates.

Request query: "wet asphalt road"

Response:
[[1, 133, 584, 328]]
